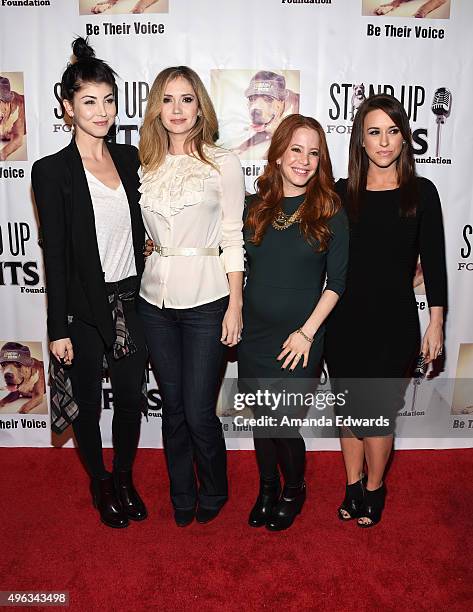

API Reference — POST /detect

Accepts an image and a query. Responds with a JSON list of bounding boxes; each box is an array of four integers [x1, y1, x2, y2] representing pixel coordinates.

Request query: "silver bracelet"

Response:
[[297, 328, 314, 344]]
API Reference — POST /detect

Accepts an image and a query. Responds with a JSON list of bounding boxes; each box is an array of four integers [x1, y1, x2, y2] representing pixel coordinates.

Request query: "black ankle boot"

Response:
[[266, 482, 306, 531], [248, 476, 281, 528], [338, 477, 365, 521], [91, 475, 129, 529], [114, 470, 148, 522]]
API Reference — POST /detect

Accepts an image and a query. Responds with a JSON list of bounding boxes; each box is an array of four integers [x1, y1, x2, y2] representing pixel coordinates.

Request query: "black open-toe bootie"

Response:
[[248, 476, 281, 528], [357, 483, 386, 528], [265, 482, 306, 532], [91, 474, 129, 529], [114, 470, 148, 522], [338, 476, 366, 521]]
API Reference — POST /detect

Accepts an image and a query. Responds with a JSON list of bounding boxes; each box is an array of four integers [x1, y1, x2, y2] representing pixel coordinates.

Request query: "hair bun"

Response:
[[72, 37, 95, 62]]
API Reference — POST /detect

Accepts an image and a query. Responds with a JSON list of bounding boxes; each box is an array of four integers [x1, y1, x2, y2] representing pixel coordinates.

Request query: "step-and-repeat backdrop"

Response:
[[1, 0, 472, 450]]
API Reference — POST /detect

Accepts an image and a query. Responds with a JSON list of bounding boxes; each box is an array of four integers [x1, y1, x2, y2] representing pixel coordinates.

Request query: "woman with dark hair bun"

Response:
[[239, 114, 349, 531], [325, 94, 447, 527], [31, 37, 148, 529]]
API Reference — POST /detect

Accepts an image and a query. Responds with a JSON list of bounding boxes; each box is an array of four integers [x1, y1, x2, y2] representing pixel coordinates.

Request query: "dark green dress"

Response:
[[238, 194, 349, 383]]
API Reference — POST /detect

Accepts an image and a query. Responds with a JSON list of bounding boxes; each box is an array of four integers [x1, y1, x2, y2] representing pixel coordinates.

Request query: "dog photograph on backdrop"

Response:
[[0, 73, 27, 162], [79, 0, 168, 14], [362, 0, 450, 18], [0, 342, 46, 414], [212, 69, 300, 161], [351, 84, 366, 121], [451, 344, 473, 415]]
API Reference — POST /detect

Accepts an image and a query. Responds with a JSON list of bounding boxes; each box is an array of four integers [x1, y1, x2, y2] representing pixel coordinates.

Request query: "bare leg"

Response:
[[91, 0, 118, 14], [363, 435, 392, 489], [131, 0, 158, 13], [338, 428, 365, 519], [358, 435, 393, 525], [340, 429, 365, 483]]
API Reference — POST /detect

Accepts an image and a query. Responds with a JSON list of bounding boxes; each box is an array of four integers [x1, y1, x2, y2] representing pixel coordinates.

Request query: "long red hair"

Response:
[[245, 114, 340, 252]]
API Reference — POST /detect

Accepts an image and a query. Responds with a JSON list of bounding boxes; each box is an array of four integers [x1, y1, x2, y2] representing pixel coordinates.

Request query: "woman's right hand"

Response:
[[50, 338, 74, 365]]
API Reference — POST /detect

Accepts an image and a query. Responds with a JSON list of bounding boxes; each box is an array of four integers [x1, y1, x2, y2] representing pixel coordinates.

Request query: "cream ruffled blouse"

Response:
[[139, 146, 245, 309]]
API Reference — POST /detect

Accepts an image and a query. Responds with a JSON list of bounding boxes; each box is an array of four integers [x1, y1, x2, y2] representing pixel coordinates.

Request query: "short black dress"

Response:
[[325, 177, 448, 435], [238, 194, 349, 393]]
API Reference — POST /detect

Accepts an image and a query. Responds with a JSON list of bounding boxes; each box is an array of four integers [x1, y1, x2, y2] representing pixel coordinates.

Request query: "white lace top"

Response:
[[139, 146, 245, 308]]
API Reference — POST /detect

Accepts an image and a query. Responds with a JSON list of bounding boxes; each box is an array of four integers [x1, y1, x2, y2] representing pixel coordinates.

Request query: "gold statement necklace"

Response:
[[271, 202, 304, 231]]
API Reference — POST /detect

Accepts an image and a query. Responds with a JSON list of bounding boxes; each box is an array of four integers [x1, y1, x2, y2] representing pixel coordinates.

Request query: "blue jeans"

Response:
[[138, 295, 228, 510]]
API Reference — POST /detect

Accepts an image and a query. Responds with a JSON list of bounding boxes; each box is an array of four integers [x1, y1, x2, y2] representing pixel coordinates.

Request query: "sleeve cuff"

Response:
[[221, 247, 245, 274], [325, 282, 345, 298]]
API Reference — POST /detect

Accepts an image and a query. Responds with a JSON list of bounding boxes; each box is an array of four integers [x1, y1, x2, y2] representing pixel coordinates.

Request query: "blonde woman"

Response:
[[138, 67, 245, 527]]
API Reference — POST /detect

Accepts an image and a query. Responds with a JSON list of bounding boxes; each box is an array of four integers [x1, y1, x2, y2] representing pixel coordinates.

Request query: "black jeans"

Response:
[[68, 285, 148, 480], [138, 295, 228, 511]]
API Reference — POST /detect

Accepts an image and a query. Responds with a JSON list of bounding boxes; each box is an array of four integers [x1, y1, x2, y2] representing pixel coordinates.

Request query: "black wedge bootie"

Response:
[[338, 476, 366, 521], [357, 482, 386, 528]]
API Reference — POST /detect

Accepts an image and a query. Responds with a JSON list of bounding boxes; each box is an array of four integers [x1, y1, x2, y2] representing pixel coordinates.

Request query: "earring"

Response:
[[114, 115, 121, 135], [276, 160, 281, 166], [402, 140, 406, 144]]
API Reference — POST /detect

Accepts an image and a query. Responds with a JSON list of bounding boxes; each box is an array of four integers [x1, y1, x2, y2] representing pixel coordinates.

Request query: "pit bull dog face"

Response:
[[353, 84, 365, 100], [1, 362, 29, 391], [247, 94, 285, 134]]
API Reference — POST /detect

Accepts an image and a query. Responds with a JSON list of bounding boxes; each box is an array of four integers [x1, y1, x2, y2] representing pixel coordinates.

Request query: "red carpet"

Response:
[[0, 448, 471, 611]]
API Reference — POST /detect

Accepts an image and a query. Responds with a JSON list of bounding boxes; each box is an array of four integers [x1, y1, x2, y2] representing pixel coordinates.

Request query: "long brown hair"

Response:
[[139, 66, 219, 172], [347, 93, 417, 218], [245, 114, 340, 252]]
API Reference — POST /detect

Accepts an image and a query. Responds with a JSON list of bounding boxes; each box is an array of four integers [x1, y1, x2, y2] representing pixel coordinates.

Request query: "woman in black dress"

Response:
[[325, 94, 447, 527], [239, 114, 349, 531]]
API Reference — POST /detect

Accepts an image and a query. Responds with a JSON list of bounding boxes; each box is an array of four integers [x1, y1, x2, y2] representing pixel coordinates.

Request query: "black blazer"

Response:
[[31, 139, 145, 347]]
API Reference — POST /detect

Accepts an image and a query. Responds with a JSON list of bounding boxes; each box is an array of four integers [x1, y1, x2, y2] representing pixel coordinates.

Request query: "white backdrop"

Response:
[[1, 0, 472, 450]]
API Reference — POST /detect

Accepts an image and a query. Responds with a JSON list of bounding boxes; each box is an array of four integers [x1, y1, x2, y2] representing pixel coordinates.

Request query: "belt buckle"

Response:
[[156, 245, 168, 257]]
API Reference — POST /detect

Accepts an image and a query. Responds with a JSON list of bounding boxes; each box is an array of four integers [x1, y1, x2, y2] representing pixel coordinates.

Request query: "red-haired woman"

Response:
[[239, 114, 349, 531]]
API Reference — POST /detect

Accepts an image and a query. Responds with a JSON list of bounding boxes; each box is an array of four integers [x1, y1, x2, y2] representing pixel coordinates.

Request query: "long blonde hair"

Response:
[[139, 66, 218, 172]]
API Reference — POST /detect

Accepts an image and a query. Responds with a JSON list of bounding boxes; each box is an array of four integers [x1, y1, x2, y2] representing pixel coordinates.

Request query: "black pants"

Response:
[[138, 295, 228, 511], [253, 436, 306, 487], [68, 287, 148, 480]]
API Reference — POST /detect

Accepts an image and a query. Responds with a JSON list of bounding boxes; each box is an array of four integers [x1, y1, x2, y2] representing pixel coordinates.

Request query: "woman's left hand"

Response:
[[221, 303, 243, 347], [277, 330, 312, 371], [421, 322, 444, 364], [144, 238, 154, 258]]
